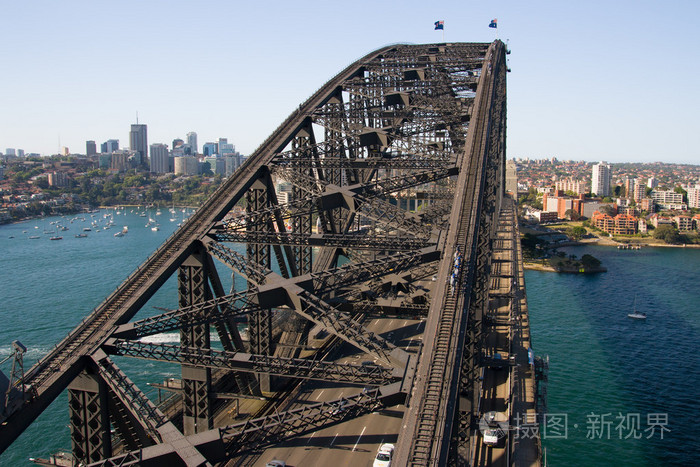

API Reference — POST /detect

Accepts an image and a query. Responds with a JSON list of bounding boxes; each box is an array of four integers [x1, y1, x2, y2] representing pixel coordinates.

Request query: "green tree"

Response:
[[569, 226, 587, 240], [565, 209, 581, 221], [598, 205, 616, 216], [653, 224, 682, 244], [581, 254, 601, 269], [674, 186, 688, 204]]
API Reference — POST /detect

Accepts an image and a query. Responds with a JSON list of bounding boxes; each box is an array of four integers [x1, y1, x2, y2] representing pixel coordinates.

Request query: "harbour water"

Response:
[[526, 244, 700, 466], [1, 213, 699, 465]]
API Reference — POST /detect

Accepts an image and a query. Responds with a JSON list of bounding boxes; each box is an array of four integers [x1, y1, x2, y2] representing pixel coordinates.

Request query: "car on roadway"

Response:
[[266, 461, 286, 467], [373, 443, 395, 467]]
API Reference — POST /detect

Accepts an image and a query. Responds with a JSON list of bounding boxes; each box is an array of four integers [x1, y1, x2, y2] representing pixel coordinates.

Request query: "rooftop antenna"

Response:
[[136, 111, 139, 125]]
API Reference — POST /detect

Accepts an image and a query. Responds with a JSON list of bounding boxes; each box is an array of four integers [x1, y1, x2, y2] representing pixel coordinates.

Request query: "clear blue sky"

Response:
[[1, 0, 699, 164]]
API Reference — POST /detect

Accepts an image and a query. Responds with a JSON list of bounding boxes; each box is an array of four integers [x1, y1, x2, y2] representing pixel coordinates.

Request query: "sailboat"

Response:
[[627, 296, 646, 320]]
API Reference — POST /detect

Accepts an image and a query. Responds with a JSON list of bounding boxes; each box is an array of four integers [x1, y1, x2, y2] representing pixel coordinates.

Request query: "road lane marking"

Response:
[[405, 338, 413, 350], [330, 432, 339, 446], [352, 426, 367, 451], [315, 389, 324, 400], [306, 431, 316, 445]]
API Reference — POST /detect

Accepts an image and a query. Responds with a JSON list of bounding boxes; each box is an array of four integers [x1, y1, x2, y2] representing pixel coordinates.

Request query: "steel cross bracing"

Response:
[[87, 387, 404, 467], [104, 340, 400, 386], [0, 41, 511, 466]]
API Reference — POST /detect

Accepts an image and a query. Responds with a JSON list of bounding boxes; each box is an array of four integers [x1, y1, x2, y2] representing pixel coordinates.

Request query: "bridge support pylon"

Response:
[[68, 371, 112, 464], [179, 247, 213, 435]]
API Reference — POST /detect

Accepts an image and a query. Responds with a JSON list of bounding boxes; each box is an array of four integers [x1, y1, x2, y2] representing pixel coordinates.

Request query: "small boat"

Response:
[[28, 235, 40, 239], [151, 226, 160, 232], [75, 233, 88, 238], [627, 296, 646, 320], [83, 227, 92, 232], [114, 231, 124, 237], [49, 236, 63, 241]]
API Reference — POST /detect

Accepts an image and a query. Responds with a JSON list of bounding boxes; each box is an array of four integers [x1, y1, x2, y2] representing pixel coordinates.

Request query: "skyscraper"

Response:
[[591, 162, 612, 197], [86, 140, 97, 156], [150, 143, 170, 174], [101, 139, 119, 154], [129, 124, 148, 166], [186, 132, 198, 155], [203, 142, 218, 157]]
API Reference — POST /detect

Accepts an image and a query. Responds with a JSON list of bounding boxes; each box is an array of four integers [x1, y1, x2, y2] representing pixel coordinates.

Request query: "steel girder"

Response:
[[86, 388, 403, 467], [395, 41, 507, 467], [210, 228, 433, 251], [178, 248, 214, 435], [221, 167, 453, 237], [92, 354, 167, 443], [104, 340, 399, 386], [453, 46, 509, 464], [68, 372, 112, 464]]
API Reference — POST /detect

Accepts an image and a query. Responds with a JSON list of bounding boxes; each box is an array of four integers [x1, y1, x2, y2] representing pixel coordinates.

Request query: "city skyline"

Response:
[[2, 0, 699, 164]]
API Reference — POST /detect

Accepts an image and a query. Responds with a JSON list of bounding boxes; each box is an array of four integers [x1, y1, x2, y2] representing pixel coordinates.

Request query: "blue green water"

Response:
[[0, 208, 221, 465], [526, 245, 700, 466], [1, 214, 699, 465]]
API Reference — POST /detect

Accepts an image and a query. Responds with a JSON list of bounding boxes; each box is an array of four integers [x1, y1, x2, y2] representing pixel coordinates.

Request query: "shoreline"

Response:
[[522, 262, 607, 274], [2, 204, 199, 227], [577, 237, 700, 249]]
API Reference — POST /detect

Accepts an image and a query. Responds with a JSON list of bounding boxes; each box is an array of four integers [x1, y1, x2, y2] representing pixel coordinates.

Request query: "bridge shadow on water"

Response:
[[527, 245, 700, 467]]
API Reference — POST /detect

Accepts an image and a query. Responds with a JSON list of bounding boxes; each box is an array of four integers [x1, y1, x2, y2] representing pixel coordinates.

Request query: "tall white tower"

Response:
[[186, 132, 198, 155], [591, 161, 611, 197]]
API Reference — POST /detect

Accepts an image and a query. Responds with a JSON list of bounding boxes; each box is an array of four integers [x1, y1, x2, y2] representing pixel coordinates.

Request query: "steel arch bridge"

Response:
[[0, 40, 531, 466]]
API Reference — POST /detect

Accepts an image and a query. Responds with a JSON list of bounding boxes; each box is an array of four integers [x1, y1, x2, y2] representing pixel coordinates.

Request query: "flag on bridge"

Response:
[[489, 18, 497, 28], [434, 20, 444, 30]]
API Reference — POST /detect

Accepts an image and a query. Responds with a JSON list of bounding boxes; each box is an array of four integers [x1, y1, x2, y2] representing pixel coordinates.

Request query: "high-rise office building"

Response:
[[101, 139, 119, 153], [219, 141, 235, 156], [150, 143, 170, 174], [203, 142, 218, 157], [591, 162, 612, 197], [186, 132, 198, 155], [86, 140, 97, 156], [129, 124, 148, 165]]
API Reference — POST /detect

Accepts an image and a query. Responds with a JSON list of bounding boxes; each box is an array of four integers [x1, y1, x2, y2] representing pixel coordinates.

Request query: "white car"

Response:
[[373, 443, 395, 467]]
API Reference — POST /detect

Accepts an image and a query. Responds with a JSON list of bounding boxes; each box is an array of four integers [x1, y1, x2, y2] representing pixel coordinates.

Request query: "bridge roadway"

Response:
[[243, 317, 425, 466]]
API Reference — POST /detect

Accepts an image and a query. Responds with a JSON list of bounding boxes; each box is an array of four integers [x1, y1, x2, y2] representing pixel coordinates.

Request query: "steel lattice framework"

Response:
[[0, 41, 510, 466]]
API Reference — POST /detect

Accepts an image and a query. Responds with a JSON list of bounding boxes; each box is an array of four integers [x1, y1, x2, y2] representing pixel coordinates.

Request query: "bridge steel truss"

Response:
[[0, 40, 509, 466]]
